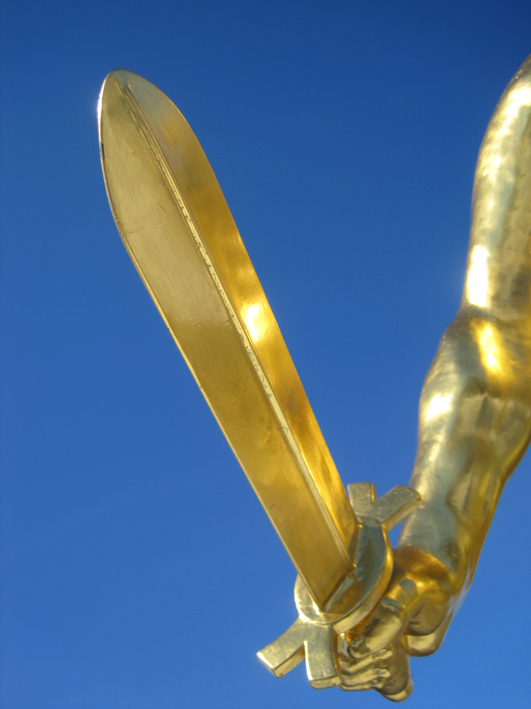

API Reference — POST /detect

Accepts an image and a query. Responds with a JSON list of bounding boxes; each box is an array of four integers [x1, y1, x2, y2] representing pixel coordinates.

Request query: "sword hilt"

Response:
[[257, 484, 421, 689]]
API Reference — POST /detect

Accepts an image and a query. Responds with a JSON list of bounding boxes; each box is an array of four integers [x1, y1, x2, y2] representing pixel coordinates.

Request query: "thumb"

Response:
[[349, 578, 420, 658]]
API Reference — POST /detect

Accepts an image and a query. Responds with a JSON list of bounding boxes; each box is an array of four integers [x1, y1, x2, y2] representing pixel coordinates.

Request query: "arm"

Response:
[[341, 54, 531, 700]]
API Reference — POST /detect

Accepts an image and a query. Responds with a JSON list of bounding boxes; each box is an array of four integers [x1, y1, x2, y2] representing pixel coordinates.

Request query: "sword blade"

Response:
[[98, 70, 358, 608]]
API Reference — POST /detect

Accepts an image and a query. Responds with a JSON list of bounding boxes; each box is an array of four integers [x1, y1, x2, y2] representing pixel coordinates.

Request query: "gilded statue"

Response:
[[98, 53, 531, 702], [338, 54, 531, 699]]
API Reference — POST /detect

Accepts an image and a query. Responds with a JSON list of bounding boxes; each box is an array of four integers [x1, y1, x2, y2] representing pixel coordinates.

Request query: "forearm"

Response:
[[398, 56, 531, 600], [342, 57, 531, 695], [399, 307, 531, 597]]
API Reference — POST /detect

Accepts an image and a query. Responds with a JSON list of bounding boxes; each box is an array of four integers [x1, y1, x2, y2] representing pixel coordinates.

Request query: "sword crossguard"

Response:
[[257, 617, 340, 689], [257, 484, 421, 688], [347, 482, 421, 532]]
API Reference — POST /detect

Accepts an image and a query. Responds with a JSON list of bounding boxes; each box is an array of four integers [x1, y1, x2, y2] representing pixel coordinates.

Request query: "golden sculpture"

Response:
[[98, 53, 531, 701], [335, 54, 531, 698]]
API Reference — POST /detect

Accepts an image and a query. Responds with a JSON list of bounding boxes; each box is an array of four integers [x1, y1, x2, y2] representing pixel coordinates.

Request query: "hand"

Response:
[[338, 548, 455, 701]]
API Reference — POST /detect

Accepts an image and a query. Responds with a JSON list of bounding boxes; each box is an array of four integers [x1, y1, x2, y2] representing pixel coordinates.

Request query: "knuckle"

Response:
[[379, 596, 404, 618]]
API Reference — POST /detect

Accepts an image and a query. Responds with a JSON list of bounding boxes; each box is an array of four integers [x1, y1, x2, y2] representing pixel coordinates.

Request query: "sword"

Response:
[[98, 69, 421, 689]]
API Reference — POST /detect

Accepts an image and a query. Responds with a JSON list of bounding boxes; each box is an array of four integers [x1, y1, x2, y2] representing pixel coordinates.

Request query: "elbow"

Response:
[[424, 308, 531, 407], [416, 307, 531, 469]]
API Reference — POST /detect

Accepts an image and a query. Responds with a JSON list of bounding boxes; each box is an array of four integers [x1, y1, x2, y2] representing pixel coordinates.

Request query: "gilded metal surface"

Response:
[[338, 54, 531, 700], [99, 53, 531, 700], [98, 70, 357, 609], [257, 484, 421, 690]]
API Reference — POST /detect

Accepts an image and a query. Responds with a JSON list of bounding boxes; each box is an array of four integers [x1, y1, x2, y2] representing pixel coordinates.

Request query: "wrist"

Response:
[[392, 548, 459, 635]]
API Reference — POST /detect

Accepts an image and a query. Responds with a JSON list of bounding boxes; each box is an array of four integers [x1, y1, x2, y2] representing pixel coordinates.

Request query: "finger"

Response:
[[377, 644, 411, 700], [339, 647, 393, 676], [379, 680, 413, 703], [340, 642, 410, 696], [341, 664, 392, 688], [340, 679, 384, 692], [349, 579, 418, 658]]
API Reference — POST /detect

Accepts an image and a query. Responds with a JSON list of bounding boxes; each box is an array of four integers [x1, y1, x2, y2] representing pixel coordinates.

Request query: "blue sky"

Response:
[[2, 1, 531, 707]]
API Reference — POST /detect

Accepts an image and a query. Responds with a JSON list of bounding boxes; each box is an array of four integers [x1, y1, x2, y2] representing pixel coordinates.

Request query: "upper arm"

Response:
[[463, 56, 531, 322]]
